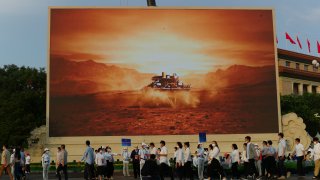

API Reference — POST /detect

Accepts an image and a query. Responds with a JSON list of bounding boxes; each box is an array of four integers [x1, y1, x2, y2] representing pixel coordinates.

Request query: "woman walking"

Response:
[[41, 148, 50, 180], [13, 148, 23, 180], [197, 143, 205, 180], [230, 144, 240, 179], [207, 142, 226, 180], [175, 142, 184, 180]]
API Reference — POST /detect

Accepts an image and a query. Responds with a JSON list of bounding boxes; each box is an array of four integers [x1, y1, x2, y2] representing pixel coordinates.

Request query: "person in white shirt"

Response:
[[106, 147, 117, 179], [175, 142, 184, 180], [254, 144, 262, 177], [277, 132, 287, 179], [245, 136, 258, 178], [101, 147, 107, 178], [156, 148, 161, 164], [242, 143, 249, 178], [197, 143, 205, 180], [25, 153, 31, 175], [266, 140, 277, 179], [193, 151, 198, 168], [41, 148, 50, 180], [10, 149, 15, 179], [207, 141, 226, 180], [291, 138, 305, 176], [183, 142, 193, 180], [139, 142, 149, 179], [95, 148, 106, 180], [231, 144, 240, 179], [122, 147, 130, 177], [312, 137, 320, 179], [174, 147, 178, 161], [159, 140, 173, 180], [56, 147, 64, 180], [149, 143, 157, 155]]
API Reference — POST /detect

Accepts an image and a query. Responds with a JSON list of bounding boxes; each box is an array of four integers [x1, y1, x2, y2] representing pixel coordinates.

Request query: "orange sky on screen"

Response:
[[50, 9, 275, 75]]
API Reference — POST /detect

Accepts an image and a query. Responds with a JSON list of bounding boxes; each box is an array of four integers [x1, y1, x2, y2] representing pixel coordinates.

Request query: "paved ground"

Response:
[[0, 173, 316, 180]]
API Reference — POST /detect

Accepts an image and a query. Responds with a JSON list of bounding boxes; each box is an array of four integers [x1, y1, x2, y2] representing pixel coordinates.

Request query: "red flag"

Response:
[[285, 32, 296, 44], [296, 36, 302, 49], [317, 41, 320, 53], [307, 39, 311, 53]]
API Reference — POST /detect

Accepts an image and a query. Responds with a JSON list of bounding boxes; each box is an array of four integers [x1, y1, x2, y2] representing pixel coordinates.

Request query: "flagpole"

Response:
[[296, 36, 298, 53], [305, 34, 309, 55], [285, 33, 288, 51]]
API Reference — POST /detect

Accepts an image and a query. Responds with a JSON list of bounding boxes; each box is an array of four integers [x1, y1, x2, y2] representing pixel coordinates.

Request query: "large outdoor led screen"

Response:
[[49, 8, 279, 137]]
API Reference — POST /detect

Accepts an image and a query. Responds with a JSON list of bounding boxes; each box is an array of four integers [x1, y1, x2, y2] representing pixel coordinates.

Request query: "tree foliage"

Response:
[[0, 65, 46, 147], [281, 93, 320, 136]]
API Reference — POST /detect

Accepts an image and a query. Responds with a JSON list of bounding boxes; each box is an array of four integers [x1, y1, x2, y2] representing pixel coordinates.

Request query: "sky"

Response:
[[0, 0, 320, 68], [50, 9, 275, 75]]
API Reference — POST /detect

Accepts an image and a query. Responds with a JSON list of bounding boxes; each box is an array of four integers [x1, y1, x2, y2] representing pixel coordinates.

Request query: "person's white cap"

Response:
[[102, 146, 106, 149], [198, 142, 202, 145], [142, 142, 147, 146], [123, 147, 128, 150], [44, 148, 50, 152]]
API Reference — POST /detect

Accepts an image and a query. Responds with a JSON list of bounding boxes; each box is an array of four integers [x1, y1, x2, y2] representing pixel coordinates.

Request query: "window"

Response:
[[295, 63, 300, 70], [303, 84, 308, 94], [313, 66, 318, 72], [304, 65, 309, 71], [285, 61, 290, 67], [293, 83, 299, 94], [312, 86, 318, 94]]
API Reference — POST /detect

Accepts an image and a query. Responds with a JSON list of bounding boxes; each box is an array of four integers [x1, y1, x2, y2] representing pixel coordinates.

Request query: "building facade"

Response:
[[278, 48, 320, 95]]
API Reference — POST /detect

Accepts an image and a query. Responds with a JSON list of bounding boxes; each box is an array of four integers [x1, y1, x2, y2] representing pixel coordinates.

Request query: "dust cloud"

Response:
[[137, 88, 200, 108]]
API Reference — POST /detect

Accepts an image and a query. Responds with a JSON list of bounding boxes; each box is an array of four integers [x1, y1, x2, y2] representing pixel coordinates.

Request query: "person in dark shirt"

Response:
[[141, 154, 160, 180], [131, 146, 140, 179]]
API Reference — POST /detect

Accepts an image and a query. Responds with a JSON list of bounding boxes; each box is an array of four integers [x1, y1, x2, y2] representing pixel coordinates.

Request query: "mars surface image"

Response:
[[49, 8, 279, 136]]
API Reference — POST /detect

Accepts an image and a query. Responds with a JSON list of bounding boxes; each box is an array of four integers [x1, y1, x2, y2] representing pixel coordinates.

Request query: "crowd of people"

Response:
[[0, 145, 31, 180], [0, 133, 319, 180], [79, 133, 320, 180]]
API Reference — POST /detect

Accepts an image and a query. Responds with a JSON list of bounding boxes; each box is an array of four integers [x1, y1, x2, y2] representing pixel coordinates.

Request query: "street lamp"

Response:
[[312, 59, 319, 68], [147, 0, 156, 6]]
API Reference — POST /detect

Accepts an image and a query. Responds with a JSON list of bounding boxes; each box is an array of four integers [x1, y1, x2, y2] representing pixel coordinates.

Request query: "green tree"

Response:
[[0, 65, 46, 147], [281, 93, 320, 136]]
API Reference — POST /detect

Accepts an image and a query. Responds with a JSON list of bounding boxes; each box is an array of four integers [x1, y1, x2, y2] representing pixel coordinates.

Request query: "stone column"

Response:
[[317, 86, 320, 94], [307, 84, 312, 93], [298, 83, 303, 95]]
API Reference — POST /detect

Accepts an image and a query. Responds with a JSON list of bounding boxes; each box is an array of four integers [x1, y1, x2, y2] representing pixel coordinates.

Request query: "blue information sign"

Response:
[[199, 132, 206, 143], [121, 138, 131, 147]]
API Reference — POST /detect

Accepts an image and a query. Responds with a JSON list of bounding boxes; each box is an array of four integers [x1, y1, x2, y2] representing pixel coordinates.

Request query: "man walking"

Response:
[[56, 147, 64, 180], [61, 144, 68, 180], [81, 140, 95, 180], [131, 146, 140, 179], [0, 144, 13, 180], [277, 133, 287, 179], [245, 136, 258, 179], [149, 143, 157, 155], [139, 143, 149, 179], [159, 140, 173, 180], [312, 137, 320, 179], [291, 138, 305, 176], [42, 148, 51, 180], [122, 147, 130, 177]]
